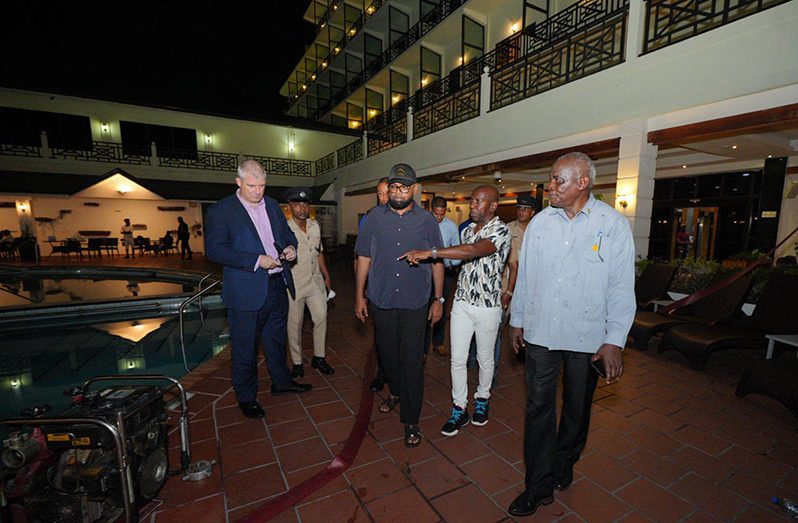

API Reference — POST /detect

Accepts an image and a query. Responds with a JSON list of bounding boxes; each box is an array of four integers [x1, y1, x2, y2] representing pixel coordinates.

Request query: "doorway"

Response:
[[671, 207, 719, 261]]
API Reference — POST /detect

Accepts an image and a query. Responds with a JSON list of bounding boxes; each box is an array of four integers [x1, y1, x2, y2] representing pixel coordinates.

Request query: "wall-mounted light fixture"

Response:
[[616, 194, 629, 209], [510, 22, 520, 34], [287, 128, 296, 156], [204, 133, 213, 146], [493, 170, 502, 183], [100, 122, 110, 137]]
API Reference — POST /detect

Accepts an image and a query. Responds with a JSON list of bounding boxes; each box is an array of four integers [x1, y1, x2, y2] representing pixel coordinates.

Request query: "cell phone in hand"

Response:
[[590, 358, 607, 378]]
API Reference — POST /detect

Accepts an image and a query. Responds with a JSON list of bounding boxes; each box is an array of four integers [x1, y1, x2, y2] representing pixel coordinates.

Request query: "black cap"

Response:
[[516, 193, 537, 209], [283, 187, 313, 203], [388, 163, 416, 185]]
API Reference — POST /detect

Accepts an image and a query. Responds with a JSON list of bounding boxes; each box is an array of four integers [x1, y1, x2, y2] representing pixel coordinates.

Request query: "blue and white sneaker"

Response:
[[472, 397, 490, 426], [441, 405, 470, 436]]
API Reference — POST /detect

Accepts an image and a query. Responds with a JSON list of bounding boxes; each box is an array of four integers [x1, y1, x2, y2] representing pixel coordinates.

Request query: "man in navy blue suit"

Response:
[[206, 159, 312, 420]]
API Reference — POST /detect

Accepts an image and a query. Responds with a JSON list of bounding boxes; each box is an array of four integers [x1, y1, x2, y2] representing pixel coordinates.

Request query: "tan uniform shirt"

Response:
[[502, 220, 526, 291], [288, 218, 326, 299]]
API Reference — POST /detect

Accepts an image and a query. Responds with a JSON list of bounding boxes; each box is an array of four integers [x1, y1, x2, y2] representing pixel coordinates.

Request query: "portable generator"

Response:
[[0, 375, 192, 523]]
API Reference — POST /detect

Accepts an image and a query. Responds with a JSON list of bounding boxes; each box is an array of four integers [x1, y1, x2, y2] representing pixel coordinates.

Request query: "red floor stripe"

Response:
[[236, 350, 377, 522]]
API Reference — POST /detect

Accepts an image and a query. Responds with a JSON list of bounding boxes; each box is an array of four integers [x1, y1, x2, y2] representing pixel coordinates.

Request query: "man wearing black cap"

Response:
[[284, 187, 335, 378], [354, 163, 444, 448], [493, 193, 537, 386]]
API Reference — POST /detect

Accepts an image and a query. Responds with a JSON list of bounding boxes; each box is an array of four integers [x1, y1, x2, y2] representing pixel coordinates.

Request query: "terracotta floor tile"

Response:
[[190, 376, 232, 395], [482, 430, 523, 465], [433, 431, 492, 465], [285, 462, 350, 504], [734, 503, 791, 523], [214, 404, 249, 427], [406, 456, 471, 499], [616, 512, 656, 523], [618, 448, 685, 487], [331, 433, 388, 469], [718, 445, 792, 483], [627, 426, 684, 457], [268, 416, 318, 447], [382, 436, 441, 469], [431, 483, 507, 523], [298, 386, 340, 407], [217, 417, 269, 448], [275, 436, 333, 473], [224, 462, 286, 509], [346, 458, 412, 502], [670, 446, 736, 484], [365, 486, 441, 523], [575, 451, 637, 492], [672, 425, 733, 456], [555, 478, 632, 523], [628, 408, 685, 434], [220, 437, 276, 476], [327, 373, 363, 392], [227, 504, 299, 523], [317, 416, 356, 446], [616, 477, 694, 523], [712, 420, 777, 455], [724, 469, 797, 518], [586, 427, 637, 459], [306, 399, 354, 424], [633, 395, 683, 416], [778, 469, 798, 497], [591, 409, 641, 435], [460, 454, 524, 495], [296, 488, 370, 523], [600, 394, 646, 417], [681, 511, 723, 523], [157, 469, 222, 508], [153, 493, 225, 522], [671, 473, 749, 520]]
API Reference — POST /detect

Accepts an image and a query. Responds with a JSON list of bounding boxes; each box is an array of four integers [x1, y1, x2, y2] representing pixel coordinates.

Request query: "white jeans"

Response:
[[450, 300, 503, 408]]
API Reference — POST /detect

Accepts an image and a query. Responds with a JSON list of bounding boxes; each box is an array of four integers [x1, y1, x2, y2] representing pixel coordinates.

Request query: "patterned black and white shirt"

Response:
[[454, 216, 511, 308]]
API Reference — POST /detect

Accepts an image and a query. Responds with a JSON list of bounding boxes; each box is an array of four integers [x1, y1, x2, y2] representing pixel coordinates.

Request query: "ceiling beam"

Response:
[[648, 103, 798, 148]]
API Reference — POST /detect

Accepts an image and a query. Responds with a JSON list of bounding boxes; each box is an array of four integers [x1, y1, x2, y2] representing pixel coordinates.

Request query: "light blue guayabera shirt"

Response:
[[509, 194, 636, 353], [438, 216, 461, 268]]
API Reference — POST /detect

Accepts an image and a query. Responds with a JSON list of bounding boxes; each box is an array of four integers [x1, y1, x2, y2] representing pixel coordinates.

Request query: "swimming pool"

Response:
[[0, 266, 227, 421]]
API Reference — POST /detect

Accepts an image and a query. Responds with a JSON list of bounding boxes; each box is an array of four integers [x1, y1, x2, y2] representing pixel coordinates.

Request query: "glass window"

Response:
[[345, 53, 362, 83], [364, 33, 382, 67], [696, 174, 722, 198], [346, 103, 364, 130], [389, 7, 409, 46], [672, 177, 697, 199], [420, 47, 441, 89], [653, 178, 671, 200], [420, 0, 441, 18], [462, 16, 484, 65], [366, 89, 383, 121], [390, 70, 410, 106], [723, 171, 751, 197]]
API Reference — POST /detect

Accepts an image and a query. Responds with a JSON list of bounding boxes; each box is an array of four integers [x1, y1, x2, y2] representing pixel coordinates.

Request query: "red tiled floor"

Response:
[[96, 256, 797, 523], [431, 483, 507, 523]]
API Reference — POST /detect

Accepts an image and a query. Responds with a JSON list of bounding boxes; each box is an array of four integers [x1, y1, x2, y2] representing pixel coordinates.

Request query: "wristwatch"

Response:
[[431, 247, 438, 259], [433, 296, 445, 304]]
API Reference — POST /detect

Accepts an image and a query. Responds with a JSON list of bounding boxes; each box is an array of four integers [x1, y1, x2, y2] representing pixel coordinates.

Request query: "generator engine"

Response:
[[1, 384, 171, 523]]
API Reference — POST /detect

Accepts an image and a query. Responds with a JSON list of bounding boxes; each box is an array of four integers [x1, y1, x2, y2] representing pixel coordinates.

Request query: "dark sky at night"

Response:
[[1, 2, 315, 122]]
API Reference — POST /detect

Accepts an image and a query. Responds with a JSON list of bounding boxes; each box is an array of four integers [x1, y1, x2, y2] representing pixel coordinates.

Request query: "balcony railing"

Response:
[[0, 143, 41, 158], [414, 81, 480, 140], [314, 0, 469, 119], [491, 2, 628, 111], [643, 0, 792, 53], [316, 151, 336, 176], [337, 139, 363, 167], [51, 141, 151, 165], [249, 155, 314, 177], [367, 118, 407, 156], [158, 148, 239, 171]]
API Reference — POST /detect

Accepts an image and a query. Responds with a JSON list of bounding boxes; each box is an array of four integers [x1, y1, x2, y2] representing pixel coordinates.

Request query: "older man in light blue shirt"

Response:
[[427, 196, 461, 356], [507, 152, 635, 518]]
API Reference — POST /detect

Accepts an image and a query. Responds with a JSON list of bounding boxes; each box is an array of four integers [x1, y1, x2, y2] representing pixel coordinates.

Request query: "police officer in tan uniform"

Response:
[[283, 187, 335, 377]]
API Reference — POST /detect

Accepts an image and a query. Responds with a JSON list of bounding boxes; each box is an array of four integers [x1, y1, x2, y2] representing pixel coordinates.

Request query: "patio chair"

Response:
[[85, 238, 103, 258], [104, 238, 120, 256], [659, 271, 798, 370], [635, 262, 677, 310], [628, 270, 753, 351], [735, 357, 798, 420]]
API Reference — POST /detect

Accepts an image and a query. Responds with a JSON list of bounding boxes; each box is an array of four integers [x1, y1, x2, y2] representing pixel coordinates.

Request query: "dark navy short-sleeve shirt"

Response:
[[355, 203, 444, 310]]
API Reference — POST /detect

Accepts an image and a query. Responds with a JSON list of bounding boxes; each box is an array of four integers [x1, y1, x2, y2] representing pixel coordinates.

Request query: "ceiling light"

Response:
[[768, 154, 772, 158], [510, 22, 519, 33], [732, 145, 737, 149], [682, 165, 687, 169]]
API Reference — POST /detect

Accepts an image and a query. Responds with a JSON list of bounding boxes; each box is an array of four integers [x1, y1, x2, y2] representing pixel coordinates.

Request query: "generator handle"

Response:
[[78, 374, 191, 471], [0, 417, 137, 523]]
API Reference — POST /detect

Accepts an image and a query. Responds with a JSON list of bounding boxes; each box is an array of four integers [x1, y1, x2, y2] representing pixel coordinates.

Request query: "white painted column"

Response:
[[406, 105, 414, 142], [480, 66, 491, 116], [40, 131, 50, 157], [335, 185, 346, 246], [362, 131, 369, 158], [624, 0, 647, 60], [616, 119, 657, 258]]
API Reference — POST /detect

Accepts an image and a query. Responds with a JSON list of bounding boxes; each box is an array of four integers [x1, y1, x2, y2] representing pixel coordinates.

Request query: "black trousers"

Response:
[[523, 343, 598, 494], [370, 304, 428, 425]]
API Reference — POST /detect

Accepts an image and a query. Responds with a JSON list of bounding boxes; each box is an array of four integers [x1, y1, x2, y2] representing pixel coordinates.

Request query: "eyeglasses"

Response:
[[388, 183, 413, 193]]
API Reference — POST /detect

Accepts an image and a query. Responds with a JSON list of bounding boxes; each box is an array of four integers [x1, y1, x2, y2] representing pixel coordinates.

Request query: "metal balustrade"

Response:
[[0, 143, 41, 158], [248, 155, 314, 177], [337, 139, 363, 167], [316, 151, 336, 176], [158, 148, 239, 171], [491, 5, 628, 111], [367, 118, 407, 156], [50, 141, 151, 165], [643, 0, 792, 53], [413, 82, 481, 140]]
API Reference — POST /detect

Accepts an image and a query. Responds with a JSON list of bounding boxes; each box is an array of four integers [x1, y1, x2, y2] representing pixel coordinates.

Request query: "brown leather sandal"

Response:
[[404, 424, 422, 448]]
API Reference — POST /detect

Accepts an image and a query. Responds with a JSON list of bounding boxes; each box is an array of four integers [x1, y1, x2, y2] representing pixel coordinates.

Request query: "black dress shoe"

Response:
[[270, 380, 313, 395], [554, 464, 574, 491], [311, 356, 335, 375], [370, 376, 386, 392], [291, 364, 305, 379], [238, 401, 265, 419], [508, 491, 554, 517]]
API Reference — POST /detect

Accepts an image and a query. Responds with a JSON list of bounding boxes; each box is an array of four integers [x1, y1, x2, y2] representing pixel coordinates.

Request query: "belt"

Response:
[[269, 272, 283, 279]]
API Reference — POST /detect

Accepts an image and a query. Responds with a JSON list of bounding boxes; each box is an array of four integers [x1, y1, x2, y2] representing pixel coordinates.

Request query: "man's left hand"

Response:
[[399, 249, 431, 266], [282, 245, 297, 262], [592, 344, 623, 383], [501, 292, 512, 309], [428, 301, 443, 324]]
